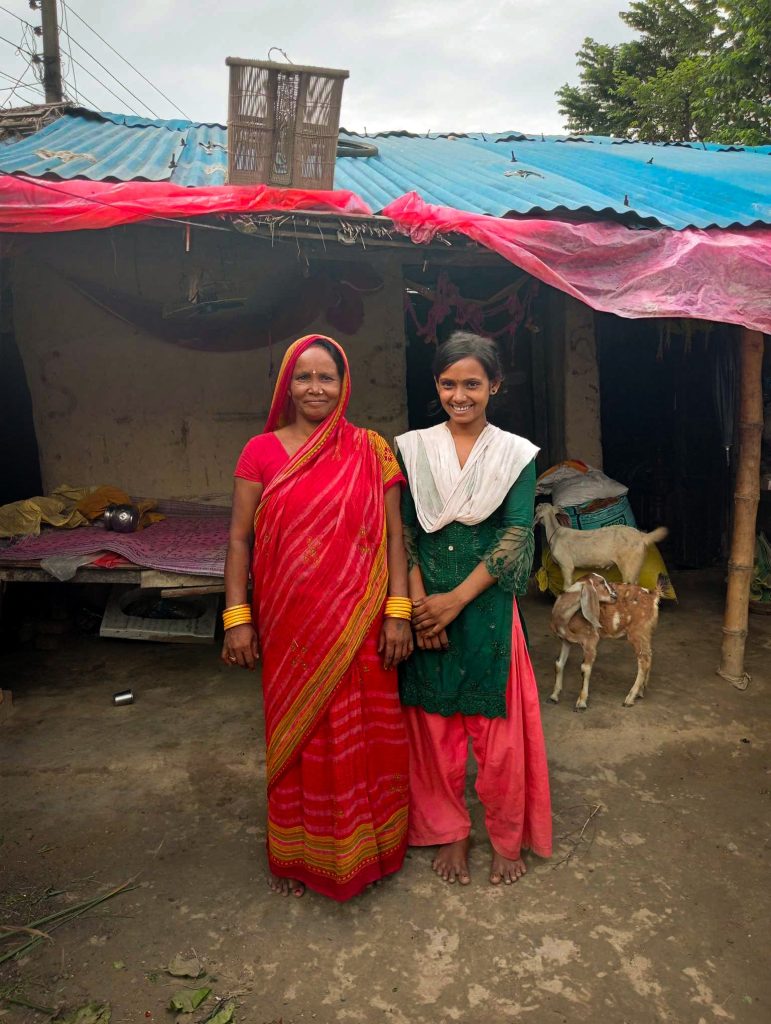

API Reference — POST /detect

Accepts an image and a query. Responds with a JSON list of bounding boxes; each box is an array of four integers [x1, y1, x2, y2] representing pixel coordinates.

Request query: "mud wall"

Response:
[[12, 227, 408, 499]]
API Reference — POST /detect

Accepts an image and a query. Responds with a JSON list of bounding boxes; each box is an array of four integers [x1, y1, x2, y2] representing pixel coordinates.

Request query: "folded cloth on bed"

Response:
[[0, 485, 164, 538], [0, 495, 87, 538]]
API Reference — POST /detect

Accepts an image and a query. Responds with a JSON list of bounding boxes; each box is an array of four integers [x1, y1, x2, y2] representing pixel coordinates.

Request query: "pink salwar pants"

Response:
[[404, 602, 552, 861]]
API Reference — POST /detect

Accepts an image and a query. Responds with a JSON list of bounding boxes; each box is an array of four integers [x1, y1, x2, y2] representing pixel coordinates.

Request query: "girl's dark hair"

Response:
[[432, 331, 503, 382], [308, 338, 346, 379]]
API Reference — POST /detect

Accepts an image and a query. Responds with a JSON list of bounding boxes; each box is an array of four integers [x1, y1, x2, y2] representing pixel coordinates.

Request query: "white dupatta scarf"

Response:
[[395, 423, 539, 534]]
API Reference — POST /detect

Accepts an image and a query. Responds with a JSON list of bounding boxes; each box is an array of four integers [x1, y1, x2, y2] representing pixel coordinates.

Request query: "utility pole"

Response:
[[40, 0, 63, 104]]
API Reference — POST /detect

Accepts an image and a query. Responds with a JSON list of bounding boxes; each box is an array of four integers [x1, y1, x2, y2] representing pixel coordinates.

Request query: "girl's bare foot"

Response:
[[490, 851, 526, 885], [268, 873, 305, 897], [432, 838, 471, 884]]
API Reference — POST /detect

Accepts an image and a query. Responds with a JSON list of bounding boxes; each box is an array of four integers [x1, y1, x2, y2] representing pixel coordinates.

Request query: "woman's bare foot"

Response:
[[432, 838, 471, 884], [268, 873, 305, 897], [490, 851, 526, 885]]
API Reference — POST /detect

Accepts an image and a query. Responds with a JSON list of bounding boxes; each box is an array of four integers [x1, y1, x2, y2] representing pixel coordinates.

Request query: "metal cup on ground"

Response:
[[112, 689, 134, 706]]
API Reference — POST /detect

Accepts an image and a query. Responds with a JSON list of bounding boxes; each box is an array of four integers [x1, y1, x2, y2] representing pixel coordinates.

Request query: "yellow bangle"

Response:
[[223, 603, 252, 630], [223, 616, 252, 631], [385, 596, 413, 621]]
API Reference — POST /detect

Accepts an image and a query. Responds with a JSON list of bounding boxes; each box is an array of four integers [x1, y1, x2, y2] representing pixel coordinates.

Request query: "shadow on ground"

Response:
[[1, 570, 769, 1023]]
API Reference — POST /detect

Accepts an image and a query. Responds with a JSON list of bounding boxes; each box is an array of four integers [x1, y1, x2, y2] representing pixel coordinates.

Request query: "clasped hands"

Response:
[[412, 591, 464, 651], [223, 594, 461, 672], [382, 590, 465, 663]]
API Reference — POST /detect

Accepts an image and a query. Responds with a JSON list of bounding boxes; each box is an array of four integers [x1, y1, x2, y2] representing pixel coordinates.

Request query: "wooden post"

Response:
[[718, 328, 764, 689], [40, 0, 63, 104]]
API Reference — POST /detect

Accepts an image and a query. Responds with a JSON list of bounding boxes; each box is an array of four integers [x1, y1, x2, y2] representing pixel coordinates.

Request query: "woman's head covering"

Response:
[[265, 334, 350, 432]]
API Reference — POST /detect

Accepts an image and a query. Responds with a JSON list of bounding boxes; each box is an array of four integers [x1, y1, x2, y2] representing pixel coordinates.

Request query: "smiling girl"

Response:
[[395, 331, 552, 887]]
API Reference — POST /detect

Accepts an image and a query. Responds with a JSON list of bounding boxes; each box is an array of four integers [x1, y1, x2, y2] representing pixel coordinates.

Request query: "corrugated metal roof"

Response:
[[335, 132, 771, 229], [0, 109, 769, 230], [345, 128, 771, 155], [0, 110, 228, 187]]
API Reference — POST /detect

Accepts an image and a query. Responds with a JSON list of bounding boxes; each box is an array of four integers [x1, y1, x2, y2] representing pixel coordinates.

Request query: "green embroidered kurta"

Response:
[[399, 457, 536, 719]]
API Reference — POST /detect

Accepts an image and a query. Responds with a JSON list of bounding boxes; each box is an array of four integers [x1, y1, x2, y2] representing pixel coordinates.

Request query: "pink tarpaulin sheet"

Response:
[[0, 174, 370, 232], [1, 175, 769, 332], [0, 514, 230, 577], [383, 194, 771, 334]]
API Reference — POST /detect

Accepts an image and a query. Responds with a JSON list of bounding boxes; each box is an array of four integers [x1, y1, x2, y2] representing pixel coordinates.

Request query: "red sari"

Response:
[[245, 335, 409, 900]]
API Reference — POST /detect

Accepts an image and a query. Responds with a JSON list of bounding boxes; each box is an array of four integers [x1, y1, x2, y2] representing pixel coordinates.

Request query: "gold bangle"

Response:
[[382, 602, 411, 618], [223, 603, 252, 630], [384, 597, 413, 623], [223, 619, 252, 631], [223, 608, 251, 621]]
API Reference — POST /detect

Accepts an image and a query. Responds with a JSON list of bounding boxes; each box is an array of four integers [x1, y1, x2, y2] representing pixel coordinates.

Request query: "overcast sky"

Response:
[[1, 1, 636, 133]]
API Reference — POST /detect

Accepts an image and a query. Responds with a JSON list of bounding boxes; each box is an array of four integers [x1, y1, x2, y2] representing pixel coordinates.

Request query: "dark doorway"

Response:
[[597, 314, 733, 568], [0, 260, 41, 506]]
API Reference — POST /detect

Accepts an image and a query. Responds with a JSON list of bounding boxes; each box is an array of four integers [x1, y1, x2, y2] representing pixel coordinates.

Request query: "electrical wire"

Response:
[[0, 67, 43, 106], [0, 67, 42, 89], [21, 24, 44, 86], [0, 32, 37, 57], [1, 4, 162, 117], [62, 74, 95, 109], [62, 50, 145, 116], [0, 62, 33, 105], [0, 67, 37, 84], [2, 87, 43, 108], [0, 5, 36, 30], [59, 0, 78, 102], [0, 9, 162, 119], [0, 24, 39, 108], [0, 5, 34, 25], [63, 2, 190, 119], [55, 19, 160, 116]]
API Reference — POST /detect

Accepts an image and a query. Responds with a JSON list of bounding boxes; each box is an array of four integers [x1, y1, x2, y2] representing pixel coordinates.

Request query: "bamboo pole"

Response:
[[718, 328, 765, 689]]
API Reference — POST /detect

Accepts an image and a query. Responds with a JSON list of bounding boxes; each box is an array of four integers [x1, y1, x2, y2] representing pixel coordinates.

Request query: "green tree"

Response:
[[556, 0, 771, 144], [701, 0, 771, 144], [556, 39, 640, 136]]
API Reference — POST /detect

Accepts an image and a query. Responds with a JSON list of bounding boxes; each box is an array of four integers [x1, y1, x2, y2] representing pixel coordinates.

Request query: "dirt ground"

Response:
[[1, 570, 769, 1024]]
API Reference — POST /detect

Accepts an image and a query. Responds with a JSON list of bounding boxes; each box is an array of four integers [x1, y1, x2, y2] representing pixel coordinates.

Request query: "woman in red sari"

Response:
[[222, 334, 413, 901]]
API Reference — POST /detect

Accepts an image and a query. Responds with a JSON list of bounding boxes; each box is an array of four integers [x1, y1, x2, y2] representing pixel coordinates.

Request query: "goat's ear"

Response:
[[579, 584, 602, 628], [602, 581, 618, 603]]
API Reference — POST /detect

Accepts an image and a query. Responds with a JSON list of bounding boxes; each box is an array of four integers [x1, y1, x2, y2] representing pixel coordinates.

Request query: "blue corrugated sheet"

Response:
[[0, 110, 228, 188], [0, 109, 769, 230], [335, 132, 771, 229]]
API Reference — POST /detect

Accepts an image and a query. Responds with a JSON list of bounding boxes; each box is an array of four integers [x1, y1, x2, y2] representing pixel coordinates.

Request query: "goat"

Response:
[[534, 503, 668, 587], [549, 573, 663, 710]]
